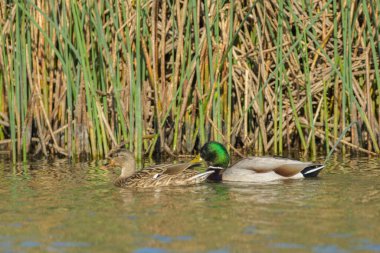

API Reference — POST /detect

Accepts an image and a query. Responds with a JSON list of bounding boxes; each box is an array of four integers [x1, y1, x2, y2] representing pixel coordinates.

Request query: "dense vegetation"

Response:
[[0, 0, 379, 162]]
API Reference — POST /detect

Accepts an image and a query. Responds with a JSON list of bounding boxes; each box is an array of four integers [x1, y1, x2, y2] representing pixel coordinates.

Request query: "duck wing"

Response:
[[161, 162, 201, 175], [272, 163, 313, 177], [143, 162, 201, 176]]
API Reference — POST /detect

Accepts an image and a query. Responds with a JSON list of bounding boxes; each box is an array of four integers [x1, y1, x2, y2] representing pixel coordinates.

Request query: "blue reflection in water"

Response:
[[0, 241, 11, 249], [207, 248, 230, 253], [272, 242, 304, 249], [175, 235, 192, 241], [133, 247, 168, 253], [313, 245, 347, 253], [355, 239, 380, 252], [358, 243, 380, 251], [242, 225, 256, 235], [51, 241, 91, 248], [8, 223, 23, 228], [20, 241, 40, 247], [151, 234, 193, 243], [152, 235, 172, 243]]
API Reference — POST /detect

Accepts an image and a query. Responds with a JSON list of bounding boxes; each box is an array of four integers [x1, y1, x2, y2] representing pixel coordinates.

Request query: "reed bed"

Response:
[[0, 0, 379, 162]]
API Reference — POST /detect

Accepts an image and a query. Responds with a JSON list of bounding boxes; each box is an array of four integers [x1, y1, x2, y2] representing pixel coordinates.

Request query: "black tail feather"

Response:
[[301, 165, 324, 178]]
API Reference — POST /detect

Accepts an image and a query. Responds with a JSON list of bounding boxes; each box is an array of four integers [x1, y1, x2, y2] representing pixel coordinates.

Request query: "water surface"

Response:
[[0, 155, 379, 252]]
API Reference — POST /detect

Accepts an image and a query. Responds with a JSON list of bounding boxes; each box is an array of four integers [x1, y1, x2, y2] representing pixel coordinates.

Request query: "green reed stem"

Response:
[[286, 79, 307, 150], [226, 0, 234, 150], [323, 80, 330, 153], [135, 0, 143, 161], [191, 0, 205, 145], [274, 0, 284, 154]]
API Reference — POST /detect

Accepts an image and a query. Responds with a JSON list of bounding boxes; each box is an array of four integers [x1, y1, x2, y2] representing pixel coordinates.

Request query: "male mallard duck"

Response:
[[109, 149, 214, 188], [196, 141, 324, 182]]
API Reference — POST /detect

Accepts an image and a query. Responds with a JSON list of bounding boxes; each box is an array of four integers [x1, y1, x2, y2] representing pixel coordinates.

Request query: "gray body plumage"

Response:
[[222, 157, 323, 182]]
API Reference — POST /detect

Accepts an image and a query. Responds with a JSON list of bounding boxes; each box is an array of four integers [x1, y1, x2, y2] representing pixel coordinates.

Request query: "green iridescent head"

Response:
[[200, 141, 230, 168]]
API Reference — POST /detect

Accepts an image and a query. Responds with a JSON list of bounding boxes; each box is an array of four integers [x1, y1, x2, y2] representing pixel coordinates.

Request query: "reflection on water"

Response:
[[0, 154, 380, 252]]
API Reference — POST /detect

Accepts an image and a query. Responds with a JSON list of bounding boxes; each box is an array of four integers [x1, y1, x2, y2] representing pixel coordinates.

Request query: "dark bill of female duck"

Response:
[[108, 149, 214, 188], [197, 141, 325, 183]]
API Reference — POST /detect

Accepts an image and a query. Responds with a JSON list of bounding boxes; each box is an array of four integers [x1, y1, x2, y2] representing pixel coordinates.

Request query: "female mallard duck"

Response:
[[196, 141, 324, 182], [109, 149, 214, 188]]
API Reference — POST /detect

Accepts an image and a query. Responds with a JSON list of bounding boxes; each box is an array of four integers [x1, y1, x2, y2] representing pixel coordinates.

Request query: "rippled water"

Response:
[[0, 154, 380, 253]]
